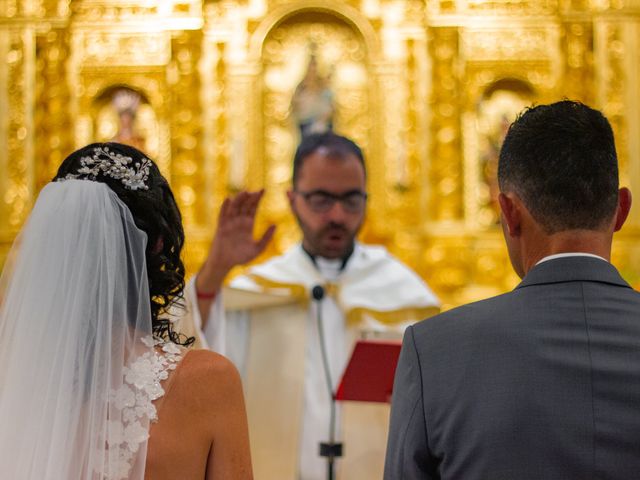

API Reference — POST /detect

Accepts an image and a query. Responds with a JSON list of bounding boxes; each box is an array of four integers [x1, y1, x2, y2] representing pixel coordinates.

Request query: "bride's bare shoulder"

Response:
[[148, 351, 251, 478], [154, 348, 252, 479], [173, 349, 243, 403], [179, 348, 239, 380]]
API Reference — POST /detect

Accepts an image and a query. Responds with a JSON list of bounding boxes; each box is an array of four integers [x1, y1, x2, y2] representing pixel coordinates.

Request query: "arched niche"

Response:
[[250, 7, 374, 251], [466, 77, 537, 228], [91, 84, 160, 158], [248, 1, 379, 63]]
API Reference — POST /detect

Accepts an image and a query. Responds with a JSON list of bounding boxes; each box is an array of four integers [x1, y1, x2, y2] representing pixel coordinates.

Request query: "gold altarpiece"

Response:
[[1, 0, 640, 309]]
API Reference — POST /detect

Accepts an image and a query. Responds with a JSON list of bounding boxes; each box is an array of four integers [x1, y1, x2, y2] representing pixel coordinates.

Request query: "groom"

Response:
[[385, 101, 640, 479]]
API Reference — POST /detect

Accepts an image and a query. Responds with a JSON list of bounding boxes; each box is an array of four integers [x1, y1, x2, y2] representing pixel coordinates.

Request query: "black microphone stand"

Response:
[[312, 285, 343, 480]]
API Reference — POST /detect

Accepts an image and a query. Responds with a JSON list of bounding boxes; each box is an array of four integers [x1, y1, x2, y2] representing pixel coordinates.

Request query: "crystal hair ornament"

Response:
[[63, 145, 150, 191]]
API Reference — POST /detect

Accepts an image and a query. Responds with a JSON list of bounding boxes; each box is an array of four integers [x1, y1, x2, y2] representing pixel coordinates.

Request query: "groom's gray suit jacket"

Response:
[[385, 256, 640, 480]]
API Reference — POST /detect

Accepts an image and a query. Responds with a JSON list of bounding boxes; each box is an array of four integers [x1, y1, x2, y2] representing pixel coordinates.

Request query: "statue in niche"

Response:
[[290, 46, 335, 137], [111, 88, 146, 150], [477, 83, 533, 225]]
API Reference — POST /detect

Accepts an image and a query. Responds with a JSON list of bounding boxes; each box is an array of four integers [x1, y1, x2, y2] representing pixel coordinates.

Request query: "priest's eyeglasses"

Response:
[[295, 189, 368, 213]]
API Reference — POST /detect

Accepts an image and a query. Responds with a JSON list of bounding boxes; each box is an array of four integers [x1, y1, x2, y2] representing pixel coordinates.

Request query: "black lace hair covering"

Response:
[[54, 142, 194, 347]]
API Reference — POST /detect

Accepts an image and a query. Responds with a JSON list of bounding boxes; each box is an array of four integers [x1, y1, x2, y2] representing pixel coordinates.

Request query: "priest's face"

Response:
[[288, 149, 367, 259]]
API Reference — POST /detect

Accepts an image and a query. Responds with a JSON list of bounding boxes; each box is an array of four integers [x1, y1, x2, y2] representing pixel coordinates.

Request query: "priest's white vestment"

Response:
[[184, 242, 439, 480]]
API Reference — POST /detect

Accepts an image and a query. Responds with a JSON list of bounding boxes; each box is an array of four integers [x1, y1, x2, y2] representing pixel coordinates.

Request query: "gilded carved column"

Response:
[[35, 27, 73, 190], [593, 14, 640, 284], [561, 21, 594, 105], [408, 32, 433, 280], [594, 13, 640, 281], [202, 0, 253, 192], [376, 1, 409, 243], [421, 26, 468, 305], [200, 39, 229, 219], [405, 38, 426, 198], [595, 19, 628, 187], [190, 31, 238, 271], [227, 62, 259, 190], [427, 26, 463, 223], [382, 34, 430, 271], [213, 42, 229, 198], [375, 61, 406, 239], [170, 30, 204, 231], [0, 29, 10, 241], [3, 27, 36, 234]]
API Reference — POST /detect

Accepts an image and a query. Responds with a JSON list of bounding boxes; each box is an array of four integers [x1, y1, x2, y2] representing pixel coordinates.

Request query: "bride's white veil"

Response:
[[0, 179, 154, 479]]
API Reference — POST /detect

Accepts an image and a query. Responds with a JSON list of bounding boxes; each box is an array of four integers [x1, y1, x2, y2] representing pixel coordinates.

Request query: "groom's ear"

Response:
[[498, 192, 522, 238], [613, 187, 632, 232]]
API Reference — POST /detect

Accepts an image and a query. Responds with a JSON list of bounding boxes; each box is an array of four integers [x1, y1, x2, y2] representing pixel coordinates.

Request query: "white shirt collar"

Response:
[[315, 256, 343, 281], [536, 252, 609, 266]]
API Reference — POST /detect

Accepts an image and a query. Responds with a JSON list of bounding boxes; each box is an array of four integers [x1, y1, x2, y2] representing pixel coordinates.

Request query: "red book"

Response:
[[335, 339, 402, 404]]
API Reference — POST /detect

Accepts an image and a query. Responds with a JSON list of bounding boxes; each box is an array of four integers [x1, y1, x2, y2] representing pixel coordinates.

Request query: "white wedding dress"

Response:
[[0, 180, 182, 479]]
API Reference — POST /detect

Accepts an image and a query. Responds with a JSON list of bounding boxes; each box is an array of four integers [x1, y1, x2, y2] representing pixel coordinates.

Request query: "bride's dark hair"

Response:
[[54, 142, 194, 346]]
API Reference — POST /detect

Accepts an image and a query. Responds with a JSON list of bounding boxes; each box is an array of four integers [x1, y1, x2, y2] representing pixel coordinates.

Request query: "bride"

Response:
[[0, 143, 253, 479]]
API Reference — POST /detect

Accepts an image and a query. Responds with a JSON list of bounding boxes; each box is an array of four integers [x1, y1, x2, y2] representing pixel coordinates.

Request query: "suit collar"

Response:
[[516, 256, 631, 290]]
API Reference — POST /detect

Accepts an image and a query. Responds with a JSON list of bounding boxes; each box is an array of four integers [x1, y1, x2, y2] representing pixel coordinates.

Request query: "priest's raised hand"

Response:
[[195, 190, 276, 327]]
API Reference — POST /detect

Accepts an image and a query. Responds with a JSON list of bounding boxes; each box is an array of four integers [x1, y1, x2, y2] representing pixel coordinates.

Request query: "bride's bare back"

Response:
[[145, 349, 253, 479]]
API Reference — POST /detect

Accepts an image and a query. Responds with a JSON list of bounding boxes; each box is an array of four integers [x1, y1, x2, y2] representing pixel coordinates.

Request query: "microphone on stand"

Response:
[[312, 284, 342, 480]]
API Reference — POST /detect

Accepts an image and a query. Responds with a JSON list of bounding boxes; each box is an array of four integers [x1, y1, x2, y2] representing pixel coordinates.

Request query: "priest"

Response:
[[182, 132, 439, 480]]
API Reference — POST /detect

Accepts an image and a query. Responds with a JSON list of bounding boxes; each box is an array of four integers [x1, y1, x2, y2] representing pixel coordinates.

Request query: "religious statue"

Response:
[[477, 86, 532, 225], [290, 48, 335, 137], [111, 88, 146, 150]]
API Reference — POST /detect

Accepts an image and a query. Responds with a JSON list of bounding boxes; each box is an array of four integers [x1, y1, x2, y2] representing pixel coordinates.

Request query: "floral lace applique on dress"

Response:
[[106, 336, 184, 479]]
